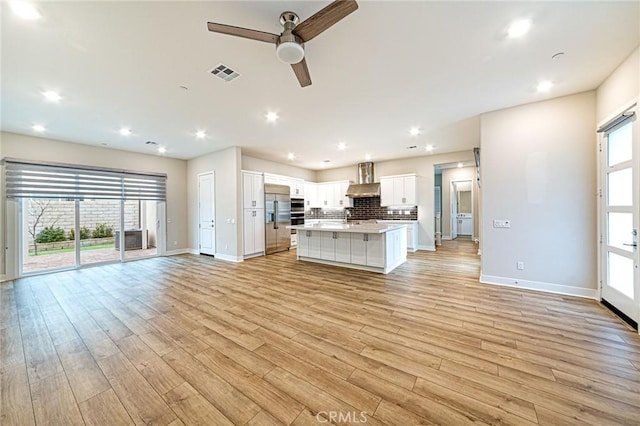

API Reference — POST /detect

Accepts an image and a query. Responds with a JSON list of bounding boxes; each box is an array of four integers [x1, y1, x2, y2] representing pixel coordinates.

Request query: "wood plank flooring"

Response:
[[2, 240, 640, 425]]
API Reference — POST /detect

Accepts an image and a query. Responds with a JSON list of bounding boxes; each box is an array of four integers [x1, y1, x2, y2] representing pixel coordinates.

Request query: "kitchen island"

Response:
[[288, 223, 407, 274]]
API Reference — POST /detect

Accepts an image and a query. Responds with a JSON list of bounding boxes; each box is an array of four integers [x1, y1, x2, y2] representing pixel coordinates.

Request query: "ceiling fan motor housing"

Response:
[[276, 12, 305, 64]]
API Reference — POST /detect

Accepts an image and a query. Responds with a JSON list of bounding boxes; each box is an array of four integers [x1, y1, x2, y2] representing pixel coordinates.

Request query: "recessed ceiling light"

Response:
[[425, 144, 434, 152], [10, 1, 41, 20], [195, 130, 206, 139], [158, 146, 166, 154], [337, 142, 347, 151], [42, 90, 61, 102], [287, 152, 296, 160], [536, 80, 553, 92], [458, 162, 464, 168], [266, 112, 279, 122], [507, 19, 531, 38], [365, 154, 372, 161], [119, 128, 131, 136], [32, 124, 45, 132], [409, 127, 421, 136]]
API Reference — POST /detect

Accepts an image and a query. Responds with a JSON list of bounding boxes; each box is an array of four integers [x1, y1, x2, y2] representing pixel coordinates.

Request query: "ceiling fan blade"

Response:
[[293, 0, 358, 42], [207, 22, 279, 44], [291, 58, 312, 87]]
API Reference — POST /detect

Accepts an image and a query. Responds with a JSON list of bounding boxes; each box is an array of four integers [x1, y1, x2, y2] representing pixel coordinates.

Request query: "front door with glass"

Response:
[[601, 116, 639, 329]]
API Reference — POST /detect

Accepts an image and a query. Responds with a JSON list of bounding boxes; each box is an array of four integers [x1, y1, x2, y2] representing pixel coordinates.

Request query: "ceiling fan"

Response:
[[207, 0, 358, 87]]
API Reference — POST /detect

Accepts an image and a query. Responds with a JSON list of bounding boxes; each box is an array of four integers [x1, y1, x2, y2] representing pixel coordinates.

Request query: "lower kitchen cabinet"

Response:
[[243, 209, 265, 257], [350, 233, 385, 268]]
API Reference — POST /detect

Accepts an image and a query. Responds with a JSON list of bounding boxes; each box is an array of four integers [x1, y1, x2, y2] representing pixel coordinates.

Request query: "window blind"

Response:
[[597, 104, 636, 133], [2, 158, 167, 201]]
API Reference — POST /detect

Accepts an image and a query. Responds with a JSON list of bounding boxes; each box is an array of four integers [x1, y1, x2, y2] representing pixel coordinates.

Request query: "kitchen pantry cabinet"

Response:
[[243, 209, 265, 257], [380, 174, 417, 206], [242, 171, 265, 257], [243, 171, 264, 208]]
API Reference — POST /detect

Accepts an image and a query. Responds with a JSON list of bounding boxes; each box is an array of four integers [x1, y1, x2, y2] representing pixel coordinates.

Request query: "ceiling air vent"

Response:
[[210, 63, 241, 82]]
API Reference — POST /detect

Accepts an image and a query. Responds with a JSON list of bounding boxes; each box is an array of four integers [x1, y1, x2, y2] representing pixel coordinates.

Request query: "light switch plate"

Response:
[[493, 219, 511, 228]]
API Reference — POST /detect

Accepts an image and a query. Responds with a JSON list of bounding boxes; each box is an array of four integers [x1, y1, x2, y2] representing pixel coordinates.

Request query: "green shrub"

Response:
[[68, 227, 91, 240], [92, 223, 114, 238], [35, 226, 66, 243]]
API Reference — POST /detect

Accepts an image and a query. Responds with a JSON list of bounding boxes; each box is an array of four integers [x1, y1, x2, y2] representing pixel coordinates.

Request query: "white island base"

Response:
[[290, 224, 407, 274]]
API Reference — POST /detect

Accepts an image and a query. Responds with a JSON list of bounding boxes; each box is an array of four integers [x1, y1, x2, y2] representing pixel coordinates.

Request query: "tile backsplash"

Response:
[[305, 197, 417, 221]]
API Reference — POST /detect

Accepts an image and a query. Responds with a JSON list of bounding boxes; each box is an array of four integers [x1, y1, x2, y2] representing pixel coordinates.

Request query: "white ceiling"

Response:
[[2, 1, 639, 170]]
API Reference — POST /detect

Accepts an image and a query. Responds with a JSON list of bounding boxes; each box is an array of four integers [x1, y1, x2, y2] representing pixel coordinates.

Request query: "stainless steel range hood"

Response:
[[345, 162, 380, 198]]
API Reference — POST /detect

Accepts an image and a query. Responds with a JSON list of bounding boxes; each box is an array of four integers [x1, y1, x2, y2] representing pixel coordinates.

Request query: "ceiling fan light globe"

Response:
[[276, 41, 305, 64]]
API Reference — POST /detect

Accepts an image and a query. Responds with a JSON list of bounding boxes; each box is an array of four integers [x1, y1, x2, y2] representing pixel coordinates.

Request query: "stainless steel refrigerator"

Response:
[[265, 184, 291, 254]]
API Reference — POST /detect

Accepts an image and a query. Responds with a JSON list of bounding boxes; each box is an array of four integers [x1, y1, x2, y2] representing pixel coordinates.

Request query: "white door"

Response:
[[451, 182, 458, 239], [600, 114, 638, 329], [198, 172, 216, 255]]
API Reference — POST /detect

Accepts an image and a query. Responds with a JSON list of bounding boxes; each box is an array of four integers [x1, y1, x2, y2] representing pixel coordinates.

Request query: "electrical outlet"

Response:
[[517, 261, 525, 270], [493, 219, 511, 228], [173, 241, 177, 246]]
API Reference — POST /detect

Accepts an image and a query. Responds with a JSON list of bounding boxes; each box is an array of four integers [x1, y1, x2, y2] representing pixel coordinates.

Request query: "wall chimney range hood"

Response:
[[346, 162, 380, 198]]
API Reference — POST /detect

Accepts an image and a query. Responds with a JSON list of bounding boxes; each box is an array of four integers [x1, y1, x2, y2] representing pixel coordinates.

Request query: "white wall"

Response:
[[596, 47, 639, 123], [0, 131, 188, 279], [441, 166, 479, 240], [187, 146, 243, 261], [242, 155, 316, 181], [480, 91, 597, 297], [316, 151, 477, 250]]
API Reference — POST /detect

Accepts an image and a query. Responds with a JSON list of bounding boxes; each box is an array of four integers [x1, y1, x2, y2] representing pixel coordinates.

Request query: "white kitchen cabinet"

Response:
[[318, 231, 351, 262], [350, 232, 385, 267], [304, 183, 318, 208], [242, 171, 264, 209], [377, 220, 418, 252], [306, 181, 352, 208], [335, 181, 353, 208], [308, 230, 321, 258], [243, 208, 265, 257], [297, 230, 309, 257], [290, 179, 305, 198], [380, 174, 417, 206], [335, 232, 351, 263]]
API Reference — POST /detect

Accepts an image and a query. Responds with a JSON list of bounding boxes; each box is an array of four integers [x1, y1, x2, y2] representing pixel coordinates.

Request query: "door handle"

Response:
[[623, 242, 638, 247]]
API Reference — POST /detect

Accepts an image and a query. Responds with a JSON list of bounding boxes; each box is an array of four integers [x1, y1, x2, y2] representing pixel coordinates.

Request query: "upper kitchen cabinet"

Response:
[[306, 181, 353, 209], [380, 174, 417, 206], [242, 171, 264, 209], [290, 178, 305, 198], [265, 173, 305, 198]]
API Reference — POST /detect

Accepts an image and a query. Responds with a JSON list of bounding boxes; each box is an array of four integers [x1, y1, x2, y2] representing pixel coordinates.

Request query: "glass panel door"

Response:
[[124, 200, 159, 260], [79, 199, 122, 265], [22, 198, 76, 274], [601, 119, 639, 328]]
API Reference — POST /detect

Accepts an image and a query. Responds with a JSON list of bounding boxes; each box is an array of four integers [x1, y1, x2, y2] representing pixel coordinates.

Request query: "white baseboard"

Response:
[[480, 273, 597, 299], [214, 253, 243, 263], [417, 245, 436, 251], [165, 248, 196, 256], [442, 236, 452, 240]]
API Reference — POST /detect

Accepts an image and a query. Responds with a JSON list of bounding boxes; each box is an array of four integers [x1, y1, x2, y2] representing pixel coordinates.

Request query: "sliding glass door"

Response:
[[79, 199, 122, 266]]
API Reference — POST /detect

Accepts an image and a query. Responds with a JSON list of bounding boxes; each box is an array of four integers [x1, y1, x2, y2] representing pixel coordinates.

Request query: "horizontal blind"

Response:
[[597, 104, 636, 133], [3, 158, 166, 201]]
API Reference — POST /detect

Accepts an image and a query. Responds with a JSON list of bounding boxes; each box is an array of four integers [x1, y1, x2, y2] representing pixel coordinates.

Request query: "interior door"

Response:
[[198, 172, 216, 255], [451, 182, 458, 239], [601, 116, 638, 329]]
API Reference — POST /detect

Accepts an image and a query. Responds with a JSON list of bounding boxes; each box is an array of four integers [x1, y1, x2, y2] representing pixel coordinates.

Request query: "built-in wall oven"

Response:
[[290, 198, 305, 233]]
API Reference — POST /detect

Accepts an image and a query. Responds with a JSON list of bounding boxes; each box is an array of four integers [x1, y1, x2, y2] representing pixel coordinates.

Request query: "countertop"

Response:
[[288, 222, 407, 234]]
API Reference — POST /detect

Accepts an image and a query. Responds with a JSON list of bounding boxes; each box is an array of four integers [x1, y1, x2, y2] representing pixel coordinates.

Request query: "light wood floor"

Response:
[[2, 240, 640, 425]]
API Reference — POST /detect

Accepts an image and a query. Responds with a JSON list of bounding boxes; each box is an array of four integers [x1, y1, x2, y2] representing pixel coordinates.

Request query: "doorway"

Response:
[[451, 180, 473, 239], [198, 172, 216, 255], [599, 110, 639, 330]]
